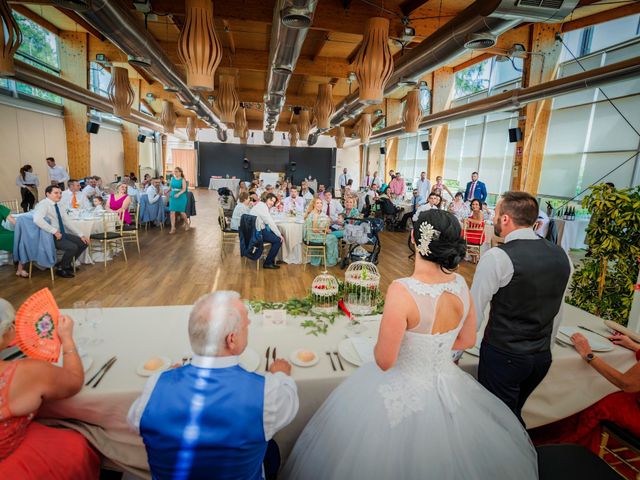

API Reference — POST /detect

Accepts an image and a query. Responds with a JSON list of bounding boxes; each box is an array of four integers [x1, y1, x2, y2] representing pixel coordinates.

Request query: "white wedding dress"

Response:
[[282, 274, 538, 480]]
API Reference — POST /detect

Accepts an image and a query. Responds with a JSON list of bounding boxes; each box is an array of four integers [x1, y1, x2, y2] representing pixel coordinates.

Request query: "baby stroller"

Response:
[[340, 217, 384, 268]]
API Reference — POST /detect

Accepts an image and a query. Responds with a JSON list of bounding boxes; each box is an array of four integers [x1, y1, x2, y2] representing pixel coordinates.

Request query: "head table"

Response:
[[37, 303, 634, 478]]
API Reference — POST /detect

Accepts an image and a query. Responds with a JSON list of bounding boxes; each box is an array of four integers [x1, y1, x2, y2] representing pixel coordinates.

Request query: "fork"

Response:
[[333, 351, 345, 371], [326, 352, 336, 371]]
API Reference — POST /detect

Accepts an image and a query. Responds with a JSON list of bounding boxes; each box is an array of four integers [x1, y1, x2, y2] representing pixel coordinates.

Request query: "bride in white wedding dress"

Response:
[[282, 209, 538, 480]]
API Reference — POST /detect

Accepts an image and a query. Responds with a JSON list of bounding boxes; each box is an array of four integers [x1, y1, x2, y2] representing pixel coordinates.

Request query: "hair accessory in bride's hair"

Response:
[[417, 222, 440, 257]]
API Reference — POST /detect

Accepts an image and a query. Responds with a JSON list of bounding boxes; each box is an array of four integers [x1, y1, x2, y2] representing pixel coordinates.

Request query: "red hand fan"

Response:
[[15, 288, 61, 362]]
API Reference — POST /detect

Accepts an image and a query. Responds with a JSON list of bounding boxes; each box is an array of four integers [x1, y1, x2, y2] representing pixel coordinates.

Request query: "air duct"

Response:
[[369, 56, 640, 142], [329, 0, 579, 128], [73, 0, 227, 135], [262, 0, 318, 136]]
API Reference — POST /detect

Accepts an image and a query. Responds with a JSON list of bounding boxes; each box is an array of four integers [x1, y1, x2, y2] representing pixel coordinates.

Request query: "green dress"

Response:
[[0, 204, 14, 252], [304, 213, 339, 267], [169, 177, 187, 213]]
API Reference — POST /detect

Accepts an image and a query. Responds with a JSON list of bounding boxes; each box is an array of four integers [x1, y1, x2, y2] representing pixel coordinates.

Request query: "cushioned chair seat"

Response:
[[303, 240, 325, 247], [90, 232, 122, 240], [601, 421, 640, 450], [223, 228, 238, 234], [536, 444, 619, 480]]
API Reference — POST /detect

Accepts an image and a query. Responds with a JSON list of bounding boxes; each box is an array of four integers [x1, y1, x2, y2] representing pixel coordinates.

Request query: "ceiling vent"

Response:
[[517, 0, 564, 8], [464, 32, 497, 50], [281, 6, 313, 29]]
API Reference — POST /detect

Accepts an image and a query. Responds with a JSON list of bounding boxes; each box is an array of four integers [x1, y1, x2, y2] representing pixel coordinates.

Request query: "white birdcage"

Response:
[[311, 272, 340, 314], [344, 261, 380, 316]]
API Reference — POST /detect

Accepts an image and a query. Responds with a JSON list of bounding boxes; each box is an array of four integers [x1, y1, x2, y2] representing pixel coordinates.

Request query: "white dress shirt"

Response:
[[321, 199, 344, 221], [470, 228, 573, 340], [145, 185, 161, 205], [416, 178, 431, 201], [250, 201, 282, 237], [60, 190, 90, 210], [16, 172, 40, 187], [412, 202, 438, 221], [536, 210, 550, 238], [127, 354, 299, 441], [283, 196, 304, 214], [339, 173, 351, 188], [230, 202, 251, 230], [82, 185, 96, 198], [33, 198, 83, 237], [47, 165, 69, 184], [371, 176, 382, 188]]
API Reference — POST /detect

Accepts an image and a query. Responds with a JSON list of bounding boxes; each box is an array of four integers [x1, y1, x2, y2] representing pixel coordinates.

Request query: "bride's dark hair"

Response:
[[412, 209, 467, 271]]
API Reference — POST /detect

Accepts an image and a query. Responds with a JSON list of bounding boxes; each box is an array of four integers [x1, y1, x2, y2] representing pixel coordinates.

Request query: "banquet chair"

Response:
[[462, 218, 485, 264], [537, 444, 620, 480], [0, 199, 20, 214], [217, 206, 238, 257], [89, 212, 127, 268], [121, 202, 141, 254], [599, 421, 640, 479], [302, 222, 328, 271]]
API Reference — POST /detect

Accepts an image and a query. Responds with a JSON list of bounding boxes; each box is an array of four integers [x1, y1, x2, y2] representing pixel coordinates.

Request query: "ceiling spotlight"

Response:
[[347, 71, 357, 83], [397, 77, 418, 88], [145, 92, 155, 100], [401, 26, 415, 42], [207, 95, 215, 102], [293, 106, 302, 115], [374, 109, 383, 117], [464, 32, 497, 50]]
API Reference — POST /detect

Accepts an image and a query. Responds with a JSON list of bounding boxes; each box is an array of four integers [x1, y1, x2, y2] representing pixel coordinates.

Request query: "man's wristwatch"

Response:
[[585, 353, 595, 363]]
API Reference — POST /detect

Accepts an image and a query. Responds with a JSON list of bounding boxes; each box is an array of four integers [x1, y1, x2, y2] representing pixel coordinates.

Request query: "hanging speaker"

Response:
[[380, 146, 386, 154], [86, 121, 100, 134], [137, 134, 146, 143], [508, 127, 523, 143], [242, 158, 250, 170], [421, 140, 430, 151]]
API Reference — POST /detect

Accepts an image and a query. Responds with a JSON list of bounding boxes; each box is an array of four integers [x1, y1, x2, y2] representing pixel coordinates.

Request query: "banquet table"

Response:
[[38, 302, 635, 478], [274, 214, 305, 264], [208, 178, 240, 196], [555, 217, 590, 252]]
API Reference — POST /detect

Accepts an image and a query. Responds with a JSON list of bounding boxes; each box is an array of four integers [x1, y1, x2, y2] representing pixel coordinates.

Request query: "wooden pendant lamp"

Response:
[[0, 0, 22, 77], [107, 67, 135, 118], [215, 72, 239, 125], [297, 110, 311, 143], [161, 100, 177, 134], [353, 17, 394, 105], [178, 0, 222, 90], [314, 83, 334, 130], [357, 113, 372, 144], [289, 124, 299, 147], [403, 89, 423, 133], [186, 117, 198, 141], [234, 107, 248, 143], [335, 126, 345, 148]]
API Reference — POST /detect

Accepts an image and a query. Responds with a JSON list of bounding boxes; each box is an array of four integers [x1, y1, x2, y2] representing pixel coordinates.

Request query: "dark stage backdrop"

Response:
[[196, 142, 337, 188]]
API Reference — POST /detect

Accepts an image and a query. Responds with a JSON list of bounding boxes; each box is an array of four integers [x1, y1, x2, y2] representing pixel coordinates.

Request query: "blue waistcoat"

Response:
[[139, 364, 267, 480]]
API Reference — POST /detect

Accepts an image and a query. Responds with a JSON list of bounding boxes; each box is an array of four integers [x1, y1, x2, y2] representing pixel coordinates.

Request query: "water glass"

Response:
[[86, 301, 104, 345]]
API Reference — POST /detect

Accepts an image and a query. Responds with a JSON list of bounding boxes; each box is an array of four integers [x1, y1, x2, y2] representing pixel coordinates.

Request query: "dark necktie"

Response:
[[412, 197, 418, 213], [54, 203, 66, 235], [326, 202, 331, 216]]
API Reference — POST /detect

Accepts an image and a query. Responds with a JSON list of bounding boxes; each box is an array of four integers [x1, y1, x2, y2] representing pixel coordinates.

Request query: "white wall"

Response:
[[90, 125, 124, 183], [335, 146, 360, 190], [0, 103, 67, 202]]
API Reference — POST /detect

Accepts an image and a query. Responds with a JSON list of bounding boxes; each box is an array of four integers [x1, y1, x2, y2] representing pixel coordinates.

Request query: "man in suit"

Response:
[[322, 191, 344, 222], [464, 172, 487, 203], [471, 191, 572, 425]]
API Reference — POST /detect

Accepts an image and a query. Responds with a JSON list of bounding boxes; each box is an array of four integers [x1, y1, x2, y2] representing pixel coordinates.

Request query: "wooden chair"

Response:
[[0, 199, 20, 214], [89, 212, 127, 268], [121, 203, 141, 254], [27, 256, 77, 285], [218, 206, 238, 257], [462, 218, 486, 264], [599, 421, 640, 479], [303, 221, 328, 271]]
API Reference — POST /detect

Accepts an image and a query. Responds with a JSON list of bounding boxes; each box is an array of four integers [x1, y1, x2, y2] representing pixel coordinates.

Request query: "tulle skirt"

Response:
[[282, 362, 538, 480]]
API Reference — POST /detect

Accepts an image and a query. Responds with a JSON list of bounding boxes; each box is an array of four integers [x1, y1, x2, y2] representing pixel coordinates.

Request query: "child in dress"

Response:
[[330, 213, 345, 233], [91, 196, 105, 214]]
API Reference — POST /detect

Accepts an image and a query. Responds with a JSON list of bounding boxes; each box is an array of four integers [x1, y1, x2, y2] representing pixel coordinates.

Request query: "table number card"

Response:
[[263, 309, 287, 328]]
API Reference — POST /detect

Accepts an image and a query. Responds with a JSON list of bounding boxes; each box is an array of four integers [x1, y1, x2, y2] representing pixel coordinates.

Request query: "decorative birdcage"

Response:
[[311, 272, 340, 314], [343, 261, 380, 315]]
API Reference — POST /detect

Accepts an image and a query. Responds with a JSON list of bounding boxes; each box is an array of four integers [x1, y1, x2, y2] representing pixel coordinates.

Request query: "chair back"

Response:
[[101, 211, 122, 237], [0, 199, 20, 214], [304, 216, 329, 245], [463, 218, 486, 245], [131, 201, 140, 229], [217, 206, 229, 231]]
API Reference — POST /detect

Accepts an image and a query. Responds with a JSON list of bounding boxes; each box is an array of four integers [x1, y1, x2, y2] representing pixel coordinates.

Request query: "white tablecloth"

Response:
[[555, 218, 589, 252], [275, 217, 305, 264], [67, 217, 104, 264], [38, 302, 635, 478], [208, 178, 240, 196]]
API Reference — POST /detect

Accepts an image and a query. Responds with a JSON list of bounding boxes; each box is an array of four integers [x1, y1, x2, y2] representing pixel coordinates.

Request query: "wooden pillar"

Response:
[[59, 32, 89, 179], [122, 76, 141, 176], [385, 137, 399, 178], [428, 67, 455, 182], [511, 23, 563, 194], [161, 134, 168, 176]]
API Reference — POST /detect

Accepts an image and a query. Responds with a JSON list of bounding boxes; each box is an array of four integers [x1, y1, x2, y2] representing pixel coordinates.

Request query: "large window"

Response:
[[90, 62, 111, 97], [560, 14, 640, 61], [454, 56, 523, 98]]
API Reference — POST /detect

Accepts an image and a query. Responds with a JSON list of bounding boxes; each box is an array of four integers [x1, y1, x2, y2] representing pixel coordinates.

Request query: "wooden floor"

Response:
[[0, 189, 476, 309]]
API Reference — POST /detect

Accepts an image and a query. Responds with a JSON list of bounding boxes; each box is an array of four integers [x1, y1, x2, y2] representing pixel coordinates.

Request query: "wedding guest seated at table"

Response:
[[317, 184, 326, 196], [61, 179, 90, 210], [448, 192, 470, 223], [145, 178, 162, 205], [530, 332, 640, 455], [81, 176, 97, 199], [399, 188, 424, 231], [322, 191, 343, 223], [107, 183, 132, 225], [250, 193, 283, 269], [300, 180, 314, 200], [33, 185, 89, 278], [283, 186, 304, 215], [305, 198, 339, 267], [469, 199, 484, 222], [142, 173, 152, 188], [412, 192, 441, 221], [482, 202, 495, 223], [231, 192, 252, 231], [90, 196, 105, 214], [0, 299, 100, 479], [128, 291, 298, 480], [0, 204, 27, 278]]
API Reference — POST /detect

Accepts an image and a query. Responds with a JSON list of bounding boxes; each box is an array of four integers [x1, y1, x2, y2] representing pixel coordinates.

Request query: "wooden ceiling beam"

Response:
[[139, 97, 156, 115], [312, 33, 329, 61], [296, 75, 307, 95], [399, 0, 432, 17], [222, 20, 236, 55], [131, 64, 156, 85], [562, 3, 640, 32], [11, 5, 60, 35], [55, 7, 105, 41], [347, 41, 361, 65]]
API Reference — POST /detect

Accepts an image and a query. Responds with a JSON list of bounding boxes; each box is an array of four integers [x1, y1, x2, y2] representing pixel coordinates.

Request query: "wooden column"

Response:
[[161, 134, 168, 176], [511, 23, 563, 194], [428, 67, 455, 182], [122, 76, 141, 176], [59, 31, 89, 179], [385, 137, 399, 179]]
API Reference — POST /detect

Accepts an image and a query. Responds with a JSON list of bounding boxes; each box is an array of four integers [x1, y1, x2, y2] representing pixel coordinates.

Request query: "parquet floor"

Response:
[[0, 189, 476, 309]]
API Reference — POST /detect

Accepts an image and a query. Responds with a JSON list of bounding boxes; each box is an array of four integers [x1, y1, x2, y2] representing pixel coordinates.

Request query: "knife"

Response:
[[272, 347, 277, 363], [92, 357, 117, 388], [85, 356, 116, 386], [265, 347, 271, 371], [578, 325, 610, 340]]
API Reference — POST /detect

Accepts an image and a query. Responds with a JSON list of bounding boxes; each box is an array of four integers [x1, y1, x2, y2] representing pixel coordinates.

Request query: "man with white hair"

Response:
[[128, 291, 298, 480]]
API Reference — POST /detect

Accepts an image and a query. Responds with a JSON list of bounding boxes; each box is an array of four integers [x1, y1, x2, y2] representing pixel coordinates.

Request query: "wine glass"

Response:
[[72, 301, 89, 347], [86, 301, 104, 346], [344, 293, 367, 334]]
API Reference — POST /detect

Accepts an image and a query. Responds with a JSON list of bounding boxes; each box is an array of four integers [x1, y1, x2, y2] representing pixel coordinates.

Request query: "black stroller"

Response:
[[340, 217, 384, 268]]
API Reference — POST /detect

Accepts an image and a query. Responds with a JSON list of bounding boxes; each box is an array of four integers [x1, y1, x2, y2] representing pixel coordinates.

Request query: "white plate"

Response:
[[136, 356, 172, 377], [557, 326, 614, 353], [239, 348, 260, 372], [337, 338, 375, 367], [289, 349, 320, 368], [81, 354, 93, 373]]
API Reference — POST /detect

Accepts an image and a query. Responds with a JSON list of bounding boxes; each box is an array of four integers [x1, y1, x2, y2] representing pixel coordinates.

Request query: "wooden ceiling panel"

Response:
[[24, 5, 86, 32]]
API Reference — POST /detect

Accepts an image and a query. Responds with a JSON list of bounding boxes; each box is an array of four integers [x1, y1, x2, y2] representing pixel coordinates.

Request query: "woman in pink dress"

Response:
[[108, 182, 131, 224], [0, 299, 100, 479]]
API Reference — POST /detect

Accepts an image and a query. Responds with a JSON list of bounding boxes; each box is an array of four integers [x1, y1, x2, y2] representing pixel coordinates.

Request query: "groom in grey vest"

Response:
[[471, 191, 571, 425]]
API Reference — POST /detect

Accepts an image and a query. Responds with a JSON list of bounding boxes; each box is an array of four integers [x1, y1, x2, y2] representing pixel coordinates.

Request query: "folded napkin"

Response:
[[349, 337, 375, 363]]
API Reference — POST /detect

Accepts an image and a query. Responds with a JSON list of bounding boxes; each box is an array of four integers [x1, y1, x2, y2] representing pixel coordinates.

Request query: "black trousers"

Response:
[[478, 341, 552, 426], [54, 233, 87, 269], [20, 187, 35, 212], [399, 211, 415, 230]]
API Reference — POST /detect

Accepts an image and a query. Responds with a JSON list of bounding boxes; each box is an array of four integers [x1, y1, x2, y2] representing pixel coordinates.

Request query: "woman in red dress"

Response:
[[530, 332, 640, 454], [0, 299, 100, 479]]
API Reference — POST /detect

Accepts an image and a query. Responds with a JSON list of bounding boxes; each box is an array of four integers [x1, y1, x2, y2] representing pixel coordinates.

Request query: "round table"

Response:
[[275, 215, 305, 264]]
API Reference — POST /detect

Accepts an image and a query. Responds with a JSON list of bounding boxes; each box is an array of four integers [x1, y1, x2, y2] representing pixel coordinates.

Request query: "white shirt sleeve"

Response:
[[33, 201, 58, 235], [263, 372, 299, 441], [470, 247, 514, 331], [16, 175, 25, 187], [146, 186, 160, 204], [127, 372, 162, 434], [258, 203, 281, 237]]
